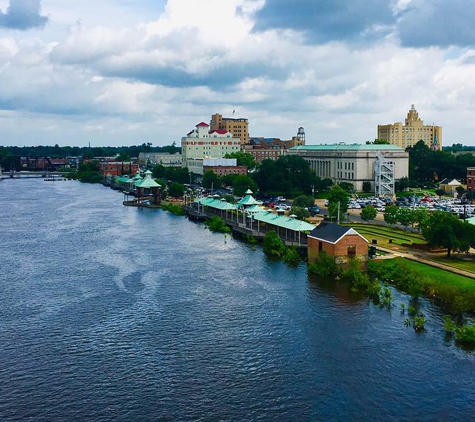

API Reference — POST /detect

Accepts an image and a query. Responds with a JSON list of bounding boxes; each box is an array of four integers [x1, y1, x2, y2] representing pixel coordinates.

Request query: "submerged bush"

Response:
[[455, 324, 475, 346], [242, 234, 257, 244], [308, 251, 337, 276], [263, 230, 286, 258], [283, 246, 301, 265], [413, 313, 426, 333], [205, 216, 231, 234], [161, 203, 186, 216]]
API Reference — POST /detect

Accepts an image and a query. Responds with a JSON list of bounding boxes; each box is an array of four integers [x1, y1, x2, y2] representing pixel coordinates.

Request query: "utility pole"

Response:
[[337, 201, 340, 225]]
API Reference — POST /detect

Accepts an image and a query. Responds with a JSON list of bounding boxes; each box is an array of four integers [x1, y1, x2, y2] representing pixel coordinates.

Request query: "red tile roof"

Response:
[[209, 130, 228, 134], [197, 122, 209, 127]]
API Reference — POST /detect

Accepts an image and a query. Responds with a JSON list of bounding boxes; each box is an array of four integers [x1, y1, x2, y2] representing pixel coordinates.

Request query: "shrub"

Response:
[[413, 313, 426, 333], [263, 230, 286, 258], [308, 251, 337, 276], [205, 216, 231, 234], [242, 234, 257, 244], [443, 316, 456, 333], [455, 324, 475, 346], [161, 203, 186, 216], [283, 246, 301, 265]]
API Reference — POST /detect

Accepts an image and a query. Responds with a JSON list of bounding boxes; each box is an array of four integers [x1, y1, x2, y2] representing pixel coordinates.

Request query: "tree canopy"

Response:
[[408, 140, 475, 184], [421, 211, 475, 257], [327, 185, 349, 221], [252, 156, 330, 194], [224, 151, 258, 170]]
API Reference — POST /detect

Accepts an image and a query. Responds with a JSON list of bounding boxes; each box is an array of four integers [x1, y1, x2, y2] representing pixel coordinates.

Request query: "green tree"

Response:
[[395, 176, 411, 192], [361, 206, 377, 221], [396, 207, 415, 229], [290, 206, 311, 220], [384, 205, 399, 225], [456, 186, 466, 197], [222, 173, 238, 187], [202, 170, 221, 190], [233, 174, 258, 197], [292, 195, 315, 209], [366, 139, 389, 145], [422, 211, 475, 257], [224, 151, 258, 170], [435, 188, 445, 199], [168, 183, 185, 198], [327, 185, 349, 221], [263, 230, 286, 258], [412, 208, 429, 229], [362, 181, 372, 193], [338, 182, 354, 192]]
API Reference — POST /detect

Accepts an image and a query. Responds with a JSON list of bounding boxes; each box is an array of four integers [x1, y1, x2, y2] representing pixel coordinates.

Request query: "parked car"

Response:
[[309, 205, 320, 216]]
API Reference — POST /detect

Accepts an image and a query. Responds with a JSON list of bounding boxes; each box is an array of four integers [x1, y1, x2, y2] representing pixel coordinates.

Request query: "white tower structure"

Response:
[[374, 152, 395, 196]]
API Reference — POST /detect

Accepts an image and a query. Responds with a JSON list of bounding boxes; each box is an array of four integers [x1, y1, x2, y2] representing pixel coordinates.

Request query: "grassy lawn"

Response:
[[391, 258, 475, 293], [342, 223, 426, 246], [431, 256, 475, 274], [369, 258, 475, 312]]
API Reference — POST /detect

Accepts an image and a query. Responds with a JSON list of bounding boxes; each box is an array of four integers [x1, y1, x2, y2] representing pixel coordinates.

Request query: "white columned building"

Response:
[[287, 143, 409, 192]]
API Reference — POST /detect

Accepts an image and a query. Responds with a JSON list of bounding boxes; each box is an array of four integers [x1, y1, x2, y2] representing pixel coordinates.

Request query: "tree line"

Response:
[[0, 143, 180, 170]]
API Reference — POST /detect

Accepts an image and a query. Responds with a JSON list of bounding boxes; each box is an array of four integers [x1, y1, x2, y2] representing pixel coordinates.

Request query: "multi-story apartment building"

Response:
[[243, 128, 306, 162], [99, 161, 139, 177], [287, 143, 409, 192], [467, 167, 475, 193], [377, 105, 442, 150], [210, 113, 249, 144], [181, 122, 241, 173]]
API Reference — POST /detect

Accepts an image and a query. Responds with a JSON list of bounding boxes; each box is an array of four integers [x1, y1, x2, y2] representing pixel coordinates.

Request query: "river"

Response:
[[0, 178, 474, 421]]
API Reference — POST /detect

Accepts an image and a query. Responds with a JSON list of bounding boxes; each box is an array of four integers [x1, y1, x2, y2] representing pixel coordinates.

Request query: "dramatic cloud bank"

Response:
[[1, 0, 475, 146]]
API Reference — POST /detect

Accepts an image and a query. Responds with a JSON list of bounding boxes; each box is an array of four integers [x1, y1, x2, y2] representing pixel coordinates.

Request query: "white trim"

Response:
[[308, 228, 368, 245]]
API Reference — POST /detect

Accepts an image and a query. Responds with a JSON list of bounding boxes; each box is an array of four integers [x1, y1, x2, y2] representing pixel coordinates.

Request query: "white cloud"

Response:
[[0, 0, 475, 147]]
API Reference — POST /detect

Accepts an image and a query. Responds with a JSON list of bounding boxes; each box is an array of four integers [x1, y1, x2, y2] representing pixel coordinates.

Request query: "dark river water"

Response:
[[1, 178, 474, 421]]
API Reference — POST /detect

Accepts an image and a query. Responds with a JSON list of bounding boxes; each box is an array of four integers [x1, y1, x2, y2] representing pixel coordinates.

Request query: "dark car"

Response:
[[309, 205, 320, 216]]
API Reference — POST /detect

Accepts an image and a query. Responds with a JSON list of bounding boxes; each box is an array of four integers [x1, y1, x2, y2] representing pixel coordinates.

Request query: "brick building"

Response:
[[467, 167, 475, 193], [99, 161, 139, 177], [307, 222, 368, 266]]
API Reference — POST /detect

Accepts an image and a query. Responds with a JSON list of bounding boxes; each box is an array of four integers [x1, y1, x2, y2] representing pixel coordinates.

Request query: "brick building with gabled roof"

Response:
[[307, 222, 368, 266]]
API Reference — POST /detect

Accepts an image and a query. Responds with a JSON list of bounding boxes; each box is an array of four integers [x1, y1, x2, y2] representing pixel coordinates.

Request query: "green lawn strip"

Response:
[[346, 223, 425, 241], [431, 256, 475, 274], [353, 228, 425, 245], [369, 257, 475, 312], [398, 259, 475, 292]]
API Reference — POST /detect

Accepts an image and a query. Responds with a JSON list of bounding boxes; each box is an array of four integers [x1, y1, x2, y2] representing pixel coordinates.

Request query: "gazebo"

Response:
[[135, 170, 162, 205]]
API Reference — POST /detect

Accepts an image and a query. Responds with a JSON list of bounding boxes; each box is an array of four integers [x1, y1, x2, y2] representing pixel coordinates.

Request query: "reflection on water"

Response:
[[0, 178, 474, 421]]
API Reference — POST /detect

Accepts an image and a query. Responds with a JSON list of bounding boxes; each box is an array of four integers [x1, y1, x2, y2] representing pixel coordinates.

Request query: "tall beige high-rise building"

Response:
[[377, 105, 442, 150], [210, 113, 249, 144]]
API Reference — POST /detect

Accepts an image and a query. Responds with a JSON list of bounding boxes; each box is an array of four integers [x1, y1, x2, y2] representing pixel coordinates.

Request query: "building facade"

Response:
[[243, 128, 306, 162], [467, 167, 475, 193], [288, 144, 409, 192], [138, 152, 182, 167], [210, 113, 249, 144], [99, 161, 139, 177], [307, 223, 369, 267], [181, 122, 241, 172], [377, 105, 442, 150]]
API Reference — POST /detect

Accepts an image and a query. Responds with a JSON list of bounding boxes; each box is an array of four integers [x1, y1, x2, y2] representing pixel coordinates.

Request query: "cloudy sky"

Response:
[[1, 0, 475, 147]]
